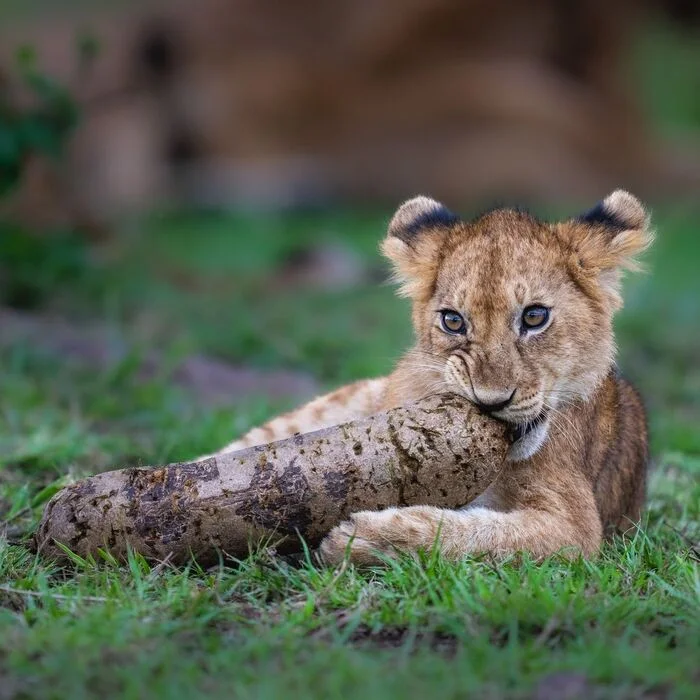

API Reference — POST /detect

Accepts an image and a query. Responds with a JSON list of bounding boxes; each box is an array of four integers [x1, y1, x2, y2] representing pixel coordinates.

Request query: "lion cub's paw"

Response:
[[318, 506, 440, 566]]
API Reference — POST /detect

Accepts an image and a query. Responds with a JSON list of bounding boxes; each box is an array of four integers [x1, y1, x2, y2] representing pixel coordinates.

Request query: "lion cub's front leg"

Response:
[[319, 482, 603, 565]]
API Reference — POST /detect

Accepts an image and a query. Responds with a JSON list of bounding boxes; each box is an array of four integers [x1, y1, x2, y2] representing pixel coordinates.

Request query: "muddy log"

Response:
[[35, 395, 510, 565]]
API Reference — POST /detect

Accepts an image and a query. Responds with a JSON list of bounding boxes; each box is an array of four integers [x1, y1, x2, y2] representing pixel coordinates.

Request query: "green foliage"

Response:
[[0, 46, 79, 198], [0, 45, 89, 310], [0, 226, 88, 309]]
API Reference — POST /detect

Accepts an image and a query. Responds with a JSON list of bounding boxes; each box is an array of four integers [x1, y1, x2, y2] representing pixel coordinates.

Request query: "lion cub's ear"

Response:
[[574, 190, 653, 271], [566, 190, 654, 307], [381, 196, 460, 299]]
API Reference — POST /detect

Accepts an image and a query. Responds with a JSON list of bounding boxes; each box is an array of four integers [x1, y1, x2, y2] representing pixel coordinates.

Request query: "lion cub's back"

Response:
[[592, 373, 649, 534]]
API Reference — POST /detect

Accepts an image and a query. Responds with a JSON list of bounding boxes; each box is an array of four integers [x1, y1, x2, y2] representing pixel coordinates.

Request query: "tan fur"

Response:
[[210, 190, 652, 565], [212, 378, 388, 455]]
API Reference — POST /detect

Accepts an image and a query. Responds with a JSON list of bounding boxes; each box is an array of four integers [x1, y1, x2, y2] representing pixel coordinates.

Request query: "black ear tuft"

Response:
[[579, 201, 627, 233], [578, 190, 647, 234], [388, 196, 460, 243]]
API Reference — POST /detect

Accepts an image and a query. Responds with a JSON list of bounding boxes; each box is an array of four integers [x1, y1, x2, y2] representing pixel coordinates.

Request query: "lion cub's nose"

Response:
[[473, 389, 516, 414]]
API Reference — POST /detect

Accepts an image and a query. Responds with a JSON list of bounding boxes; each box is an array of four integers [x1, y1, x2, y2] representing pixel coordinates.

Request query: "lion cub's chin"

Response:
[[507, 419, 550, 462]]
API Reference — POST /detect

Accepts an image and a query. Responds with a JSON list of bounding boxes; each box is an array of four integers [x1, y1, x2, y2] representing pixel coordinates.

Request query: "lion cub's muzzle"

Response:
[[509, 408, 550, 441]]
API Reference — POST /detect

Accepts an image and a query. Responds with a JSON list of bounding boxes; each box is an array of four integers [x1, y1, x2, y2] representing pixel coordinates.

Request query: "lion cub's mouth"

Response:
[[510, 409, 550, 442]]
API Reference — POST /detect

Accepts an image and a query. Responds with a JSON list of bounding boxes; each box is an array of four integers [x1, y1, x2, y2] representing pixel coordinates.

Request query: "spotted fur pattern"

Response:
[[211, 190, 652, 565]]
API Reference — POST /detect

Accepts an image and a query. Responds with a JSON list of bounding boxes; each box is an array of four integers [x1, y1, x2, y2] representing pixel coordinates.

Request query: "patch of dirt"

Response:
[[0, 589, 26, 614], [534, 673, 592, 700], [315, 622, 459, 656], [0, 674, 28, 700], [533, 673, 672, 700], [169, 354, 318, 404], [274, 243, 380, 291], [0, 308, 319, 404]]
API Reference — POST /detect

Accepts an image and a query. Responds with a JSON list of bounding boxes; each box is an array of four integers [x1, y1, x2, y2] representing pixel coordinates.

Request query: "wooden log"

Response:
[[35, 395, 510, 565]]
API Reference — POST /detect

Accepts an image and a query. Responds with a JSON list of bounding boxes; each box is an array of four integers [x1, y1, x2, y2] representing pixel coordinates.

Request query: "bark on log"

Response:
[[35, 395, 510, 565]]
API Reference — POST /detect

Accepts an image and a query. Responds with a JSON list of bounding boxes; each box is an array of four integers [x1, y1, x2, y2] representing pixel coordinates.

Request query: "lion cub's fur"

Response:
[[212, 190, 652, 565]]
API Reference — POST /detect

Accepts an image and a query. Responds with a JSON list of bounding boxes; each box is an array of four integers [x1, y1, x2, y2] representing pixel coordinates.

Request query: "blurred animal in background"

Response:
[[0, 0, 699, 227]]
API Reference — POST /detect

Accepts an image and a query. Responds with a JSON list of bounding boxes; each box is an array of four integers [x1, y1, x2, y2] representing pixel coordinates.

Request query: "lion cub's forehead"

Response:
[[436, 213, 566, 310]]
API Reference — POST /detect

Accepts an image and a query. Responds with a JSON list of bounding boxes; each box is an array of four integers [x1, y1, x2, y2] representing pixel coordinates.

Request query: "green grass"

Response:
[[1, 203, 699, 698]]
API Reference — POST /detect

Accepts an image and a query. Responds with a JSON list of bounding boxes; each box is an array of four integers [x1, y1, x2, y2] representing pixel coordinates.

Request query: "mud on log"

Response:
[[35, 395, 510, 565]]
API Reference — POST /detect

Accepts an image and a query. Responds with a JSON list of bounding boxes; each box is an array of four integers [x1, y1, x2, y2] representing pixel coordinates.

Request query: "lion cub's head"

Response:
[[383, 191, 653, 460]]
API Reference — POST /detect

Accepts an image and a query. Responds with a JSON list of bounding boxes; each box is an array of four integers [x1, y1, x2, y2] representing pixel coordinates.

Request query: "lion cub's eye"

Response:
[[521, 305, 550, 331], [439, 310, 466, 335]]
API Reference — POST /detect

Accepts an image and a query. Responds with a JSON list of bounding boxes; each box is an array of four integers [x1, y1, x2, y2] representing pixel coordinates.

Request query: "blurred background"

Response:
[[0, 0, 699, 476], [3, 0, 700, 220]]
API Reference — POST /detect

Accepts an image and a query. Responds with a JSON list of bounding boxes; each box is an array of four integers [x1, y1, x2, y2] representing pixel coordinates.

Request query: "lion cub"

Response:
[[212, 190, 652, 564]]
